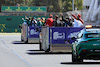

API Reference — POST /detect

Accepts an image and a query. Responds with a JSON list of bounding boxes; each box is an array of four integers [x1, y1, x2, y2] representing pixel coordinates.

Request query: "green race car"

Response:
[[72, 26, 100, 62]]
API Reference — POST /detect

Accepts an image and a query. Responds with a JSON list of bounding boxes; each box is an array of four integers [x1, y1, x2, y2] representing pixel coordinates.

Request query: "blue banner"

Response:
[[49, 27, 67, 44], [66, 27, 83, 44], [49, 27, 83, 44], [29, 26, 41, 38]]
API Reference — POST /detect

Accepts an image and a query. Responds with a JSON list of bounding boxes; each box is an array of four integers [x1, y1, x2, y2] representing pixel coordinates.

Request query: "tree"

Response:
[[58, 0, 63, 13], [63, 0, 72, 12], [0, 0, 83, 12], [74, 0, 83, 10]]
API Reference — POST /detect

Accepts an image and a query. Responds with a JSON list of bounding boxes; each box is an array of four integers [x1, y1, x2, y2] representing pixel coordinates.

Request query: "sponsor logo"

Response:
[[53, 32, 65, 40], [68, 32, 80, 38], [30, 29, 39, 35]]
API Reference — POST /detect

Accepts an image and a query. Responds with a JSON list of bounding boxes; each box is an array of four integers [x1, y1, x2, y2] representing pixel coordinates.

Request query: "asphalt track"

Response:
[[0, 33, 100, 67]]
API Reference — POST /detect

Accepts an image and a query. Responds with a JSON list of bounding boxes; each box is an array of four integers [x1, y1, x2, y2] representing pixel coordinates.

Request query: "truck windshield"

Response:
[[85, 33, 100, 38]]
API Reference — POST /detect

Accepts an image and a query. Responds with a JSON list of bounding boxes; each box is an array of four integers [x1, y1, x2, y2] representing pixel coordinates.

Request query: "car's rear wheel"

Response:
[[72, 51, 77, 62], [77, 56, 83, 62], [72, 51, 83, 62]]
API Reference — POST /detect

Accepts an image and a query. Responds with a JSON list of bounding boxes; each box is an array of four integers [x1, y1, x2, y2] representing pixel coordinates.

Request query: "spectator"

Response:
[[60, 13, 71, 27], [46, 14, 54, 27], [71, 17, 84, 27], [27, 17, 31, 26], [31, 17, 37, 27], [22, 16, 29, 25], [37, 18, 42, 26], [53, 15, 65, 27], [57, 17, 62, 27], [34, 17, 37, 24], [53, 15, 59, 27], [59, 18, 65, 27], [16, 3, 20, 6], [41, 18, 46, 26], [68, 17, 73, 27], [70, 13, 84, 24]]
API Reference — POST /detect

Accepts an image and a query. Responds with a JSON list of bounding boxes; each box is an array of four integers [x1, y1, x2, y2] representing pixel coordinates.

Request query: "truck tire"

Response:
[[21, 35, 24, 41], [21, 37, 24, 41], [77, 56, 83, 62], [45, 44, 50, 53], [25, 39, 28, 43], [45, 49, 50, 53], [39, 42, 43, 51], [72, 51, 83, 63]]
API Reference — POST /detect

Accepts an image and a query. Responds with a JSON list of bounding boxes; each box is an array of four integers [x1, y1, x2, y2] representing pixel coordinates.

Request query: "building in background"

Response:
[[83, 0, 100, 23], [83, 0, 91, 10]]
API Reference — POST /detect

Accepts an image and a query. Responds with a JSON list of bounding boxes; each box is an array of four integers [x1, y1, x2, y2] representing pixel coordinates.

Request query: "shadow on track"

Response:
[[26, 50, 72, 55], [12, 41, 39, 44], [61, 62, 100, 65]]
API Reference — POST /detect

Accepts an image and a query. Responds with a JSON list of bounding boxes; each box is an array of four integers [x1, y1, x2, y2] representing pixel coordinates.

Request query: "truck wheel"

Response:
[[45, 49, 50, 53], [21, 38, 24, 41], [39, 42, 43, 51], [45, 44, 50, 53], [21, 36, 24, 41], [25, 40, 28, 43]]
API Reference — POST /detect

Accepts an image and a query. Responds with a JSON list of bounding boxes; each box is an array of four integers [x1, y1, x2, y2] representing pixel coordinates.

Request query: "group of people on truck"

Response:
[[22, 16, 46, 26], [46, 13, 84, 27], [22, 13, 84, 27]]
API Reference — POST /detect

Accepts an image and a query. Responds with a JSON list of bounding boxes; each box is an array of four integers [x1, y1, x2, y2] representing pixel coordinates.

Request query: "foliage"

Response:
[[74, 0, 83, 10], [0, 0, 83, 12]]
